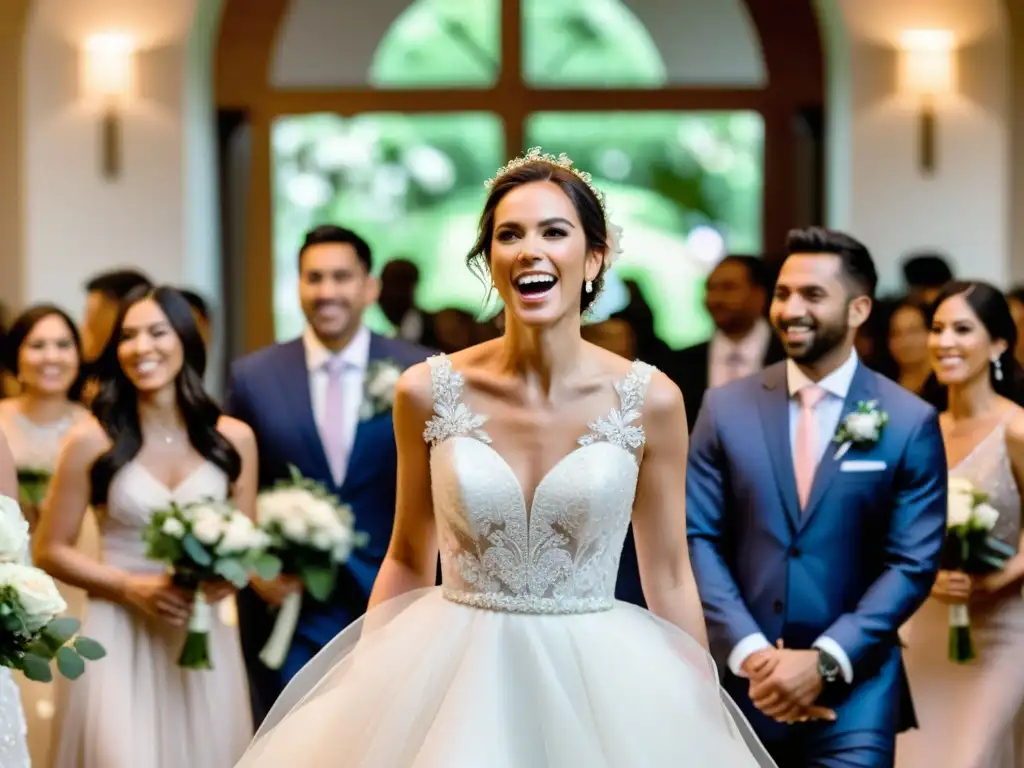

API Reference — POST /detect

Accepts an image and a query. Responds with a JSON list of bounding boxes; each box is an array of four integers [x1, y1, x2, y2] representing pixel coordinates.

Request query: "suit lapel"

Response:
[[342, 333, 390, 489], [799, 363, 879, 528], [757, 364, 801, 528], [274, 339, 333, 483]]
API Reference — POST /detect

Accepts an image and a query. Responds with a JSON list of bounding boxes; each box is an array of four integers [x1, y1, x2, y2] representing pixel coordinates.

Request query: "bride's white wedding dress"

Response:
[[237, 355, 775, 767], [0, 668, 29, 767]]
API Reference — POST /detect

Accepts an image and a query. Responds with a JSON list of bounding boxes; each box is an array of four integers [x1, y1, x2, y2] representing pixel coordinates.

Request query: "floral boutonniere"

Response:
[[359, 359, 403, 421], [833, 400, 889, 460]]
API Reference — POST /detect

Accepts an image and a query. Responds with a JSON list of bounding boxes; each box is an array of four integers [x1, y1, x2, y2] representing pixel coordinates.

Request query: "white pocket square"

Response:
[[840, 460, 887, 472]]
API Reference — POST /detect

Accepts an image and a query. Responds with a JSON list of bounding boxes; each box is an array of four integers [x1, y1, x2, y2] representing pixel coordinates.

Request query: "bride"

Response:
[[236, 149, 776, 766]]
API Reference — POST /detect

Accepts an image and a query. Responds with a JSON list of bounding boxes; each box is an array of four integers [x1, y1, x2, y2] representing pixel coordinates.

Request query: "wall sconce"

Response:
[[82, 33, 135, 181], [898, 29, 956, 175]]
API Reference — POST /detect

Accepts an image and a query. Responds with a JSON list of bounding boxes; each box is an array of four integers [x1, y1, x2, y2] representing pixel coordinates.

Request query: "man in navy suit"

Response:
[[687, 227, 947, 767], [225, 225, 429, 726]]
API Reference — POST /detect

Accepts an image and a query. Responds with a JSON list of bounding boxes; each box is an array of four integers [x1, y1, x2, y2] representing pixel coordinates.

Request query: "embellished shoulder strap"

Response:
[[422, 354, 492, 447], [578, 360, 656, 451]]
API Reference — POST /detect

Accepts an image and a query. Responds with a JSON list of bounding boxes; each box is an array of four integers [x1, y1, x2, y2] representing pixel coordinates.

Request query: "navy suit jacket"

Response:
[[686, 361, 947, 744], [224, 332, 429, 724]]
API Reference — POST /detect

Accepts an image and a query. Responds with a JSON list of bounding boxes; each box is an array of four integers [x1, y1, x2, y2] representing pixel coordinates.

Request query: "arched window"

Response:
[[217, 0, 823, 352]]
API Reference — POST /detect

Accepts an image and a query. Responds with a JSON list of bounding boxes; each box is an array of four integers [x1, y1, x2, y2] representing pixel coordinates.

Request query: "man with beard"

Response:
[[225, 225, 429, 725], [672, 255, 784, 429], [686, 227, 947, 767]]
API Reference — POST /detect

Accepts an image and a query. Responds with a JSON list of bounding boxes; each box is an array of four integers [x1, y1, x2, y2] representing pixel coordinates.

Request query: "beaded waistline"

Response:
[[442, 588, 614, 615]]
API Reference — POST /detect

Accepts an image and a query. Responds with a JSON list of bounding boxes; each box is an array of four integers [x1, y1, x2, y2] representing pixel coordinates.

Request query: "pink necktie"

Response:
[[795, 384, 826, 509], [724, 350, 745, 384], [322, 357, 347, 485]]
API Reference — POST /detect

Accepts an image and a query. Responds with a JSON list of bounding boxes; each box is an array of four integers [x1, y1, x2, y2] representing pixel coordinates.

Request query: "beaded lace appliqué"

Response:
[[422, 356, 492, 446], [578, 361, 654, 450], [423, 356, 656, 615]]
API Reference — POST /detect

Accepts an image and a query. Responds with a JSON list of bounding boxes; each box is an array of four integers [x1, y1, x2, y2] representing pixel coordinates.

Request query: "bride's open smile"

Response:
[[488, 180, 603, 327]]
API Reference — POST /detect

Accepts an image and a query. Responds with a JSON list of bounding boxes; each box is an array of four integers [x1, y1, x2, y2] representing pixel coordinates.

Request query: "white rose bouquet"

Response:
[[0, 495, 105, 681], [942, 477, 1014, 663], [142, 498, 274, 669], [255, 466, 367, 669]]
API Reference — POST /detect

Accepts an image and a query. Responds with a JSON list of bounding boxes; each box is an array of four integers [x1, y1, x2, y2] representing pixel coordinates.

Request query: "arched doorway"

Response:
[[215, 0, 824, 352]]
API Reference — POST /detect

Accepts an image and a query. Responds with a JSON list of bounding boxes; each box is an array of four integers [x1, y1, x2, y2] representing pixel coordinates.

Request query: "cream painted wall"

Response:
[[21, 0, 218, 316], [823, 0, 1010, 293]]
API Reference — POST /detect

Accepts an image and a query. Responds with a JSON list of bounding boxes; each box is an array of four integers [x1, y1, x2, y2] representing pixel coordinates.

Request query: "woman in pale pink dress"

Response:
[[35, 286, 254, 767], [0, 304, 93, 768], [897, 281, 1024, 768]]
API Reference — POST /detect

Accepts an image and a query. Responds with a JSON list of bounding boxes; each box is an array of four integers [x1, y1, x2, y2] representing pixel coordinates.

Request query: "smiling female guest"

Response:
[[235, 150, 775, 767], [897, 281, 1024, 768], [35, 286, 255, 768], [0, 304, 95, 768]]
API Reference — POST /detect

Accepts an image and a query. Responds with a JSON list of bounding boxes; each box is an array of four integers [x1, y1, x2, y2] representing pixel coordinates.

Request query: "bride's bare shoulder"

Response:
[[395, 341, 500, 416], [584, 344, 681, 415]]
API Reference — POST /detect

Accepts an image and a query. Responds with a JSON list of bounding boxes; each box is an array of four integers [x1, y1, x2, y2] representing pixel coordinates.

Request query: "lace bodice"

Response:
[[952, 420, 1022, 549], [424, 354, 654, 615]]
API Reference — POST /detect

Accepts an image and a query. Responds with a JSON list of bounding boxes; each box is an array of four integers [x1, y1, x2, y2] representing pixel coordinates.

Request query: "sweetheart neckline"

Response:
[[131, 460, 212, 496], [446, 436, 637, 521]]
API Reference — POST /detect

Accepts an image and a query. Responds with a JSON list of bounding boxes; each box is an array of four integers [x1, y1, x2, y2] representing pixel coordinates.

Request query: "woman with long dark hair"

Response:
[[897, 281, 1024, 767], [35, 286, 256, 767]]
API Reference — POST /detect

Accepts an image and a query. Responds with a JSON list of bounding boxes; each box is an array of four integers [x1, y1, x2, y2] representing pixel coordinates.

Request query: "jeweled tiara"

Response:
[[484, 147, 606, 207]]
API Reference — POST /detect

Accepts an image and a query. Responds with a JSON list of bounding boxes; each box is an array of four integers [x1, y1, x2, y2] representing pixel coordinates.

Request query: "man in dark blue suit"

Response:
[[225, 225, 429, 726], [687, 227, 947, 767]]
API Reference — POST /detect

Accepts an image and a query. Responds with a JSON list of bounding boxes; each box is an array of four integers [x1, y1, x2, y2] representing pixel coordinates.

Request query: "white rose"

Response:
[[0, 496, 29, 564], [217, 515, 260, 554], [0, 563, 67, 632], [310, 530, 334, 551], [281, 516, 309, 543], [258, 489, 310, 525], [972, 502, 1000, 531], [949, 477, 976, 496], [948, 495, 973, 527], [305, 500, 339, 529], [161, 517, 186, 539], [192, 513, 224, 546], [367, 366, 401, 401], [844, 413, 879, 442]]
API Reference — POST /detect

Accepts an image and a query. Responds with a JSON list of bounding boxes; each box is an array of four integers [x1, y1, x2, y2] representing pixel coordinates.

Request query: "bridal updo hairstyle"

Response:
[[89, 285, 241, 505], [467, 161, 610, 313], [927, 280, 1024, 405]]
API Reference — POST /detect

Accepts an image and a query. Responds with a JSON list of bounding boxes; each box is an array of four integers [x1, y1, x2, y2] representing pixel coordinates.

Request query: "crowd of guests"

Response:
[[0, 237, 1021, 766]]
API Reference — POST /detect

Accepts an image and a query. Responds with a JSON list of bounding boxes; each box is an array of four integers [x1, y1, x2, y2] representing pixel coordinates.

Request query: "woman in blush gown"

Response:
[[236, 150, 776, 767], [0, 304, 94, 767], [897, 282, 1024, 768], [34, 286, 255, 767]]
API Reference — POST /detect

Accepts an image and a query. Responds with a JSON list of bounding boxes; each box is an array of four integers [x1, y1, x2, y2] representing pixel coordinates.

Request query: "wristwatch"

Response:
[[817, 649, 842, 684]]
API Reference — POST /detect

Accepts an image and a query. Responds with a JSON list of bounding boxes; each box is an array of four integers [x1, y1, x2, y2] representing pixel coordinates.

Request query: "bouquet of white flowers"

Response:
[[0, 496, 105, 681], [143, 499, 273, 669], [942, 477, 1014, 663], [256, 466, 366, 669]]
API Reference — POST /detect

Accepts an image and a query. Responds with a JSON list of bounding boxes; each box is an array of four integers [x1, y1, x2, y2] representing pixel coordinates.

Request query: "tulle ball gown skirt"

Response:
[[237, 589, 773, 767]]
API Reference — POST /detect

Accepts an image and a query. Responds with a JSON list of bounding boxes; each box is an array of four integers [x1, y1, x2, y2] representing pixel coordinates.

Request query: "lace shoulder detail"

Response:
[[422, 354, 492, 447], [578, 360, 656, 450]]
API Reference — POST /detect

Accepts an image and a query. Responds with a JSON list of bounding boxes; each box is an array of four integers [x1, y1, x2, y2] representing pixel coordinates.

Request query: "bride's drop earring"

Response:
[[993, 356, 1004, 381], [585, 280, 593, 294]]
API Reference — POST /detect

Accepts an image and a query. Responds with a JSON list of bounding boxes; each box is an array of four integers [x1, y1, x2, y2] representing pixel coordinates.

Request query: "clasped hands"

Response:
[[743, 640, 836, 725]]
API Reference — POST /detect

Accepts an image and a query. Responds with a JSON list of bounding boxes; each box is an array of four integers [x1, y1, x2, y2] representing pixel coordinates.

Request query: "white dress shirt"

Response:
[[727, 349, 860, 684], [304, 324, 371, 487], [708, 319, 772, 388]]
